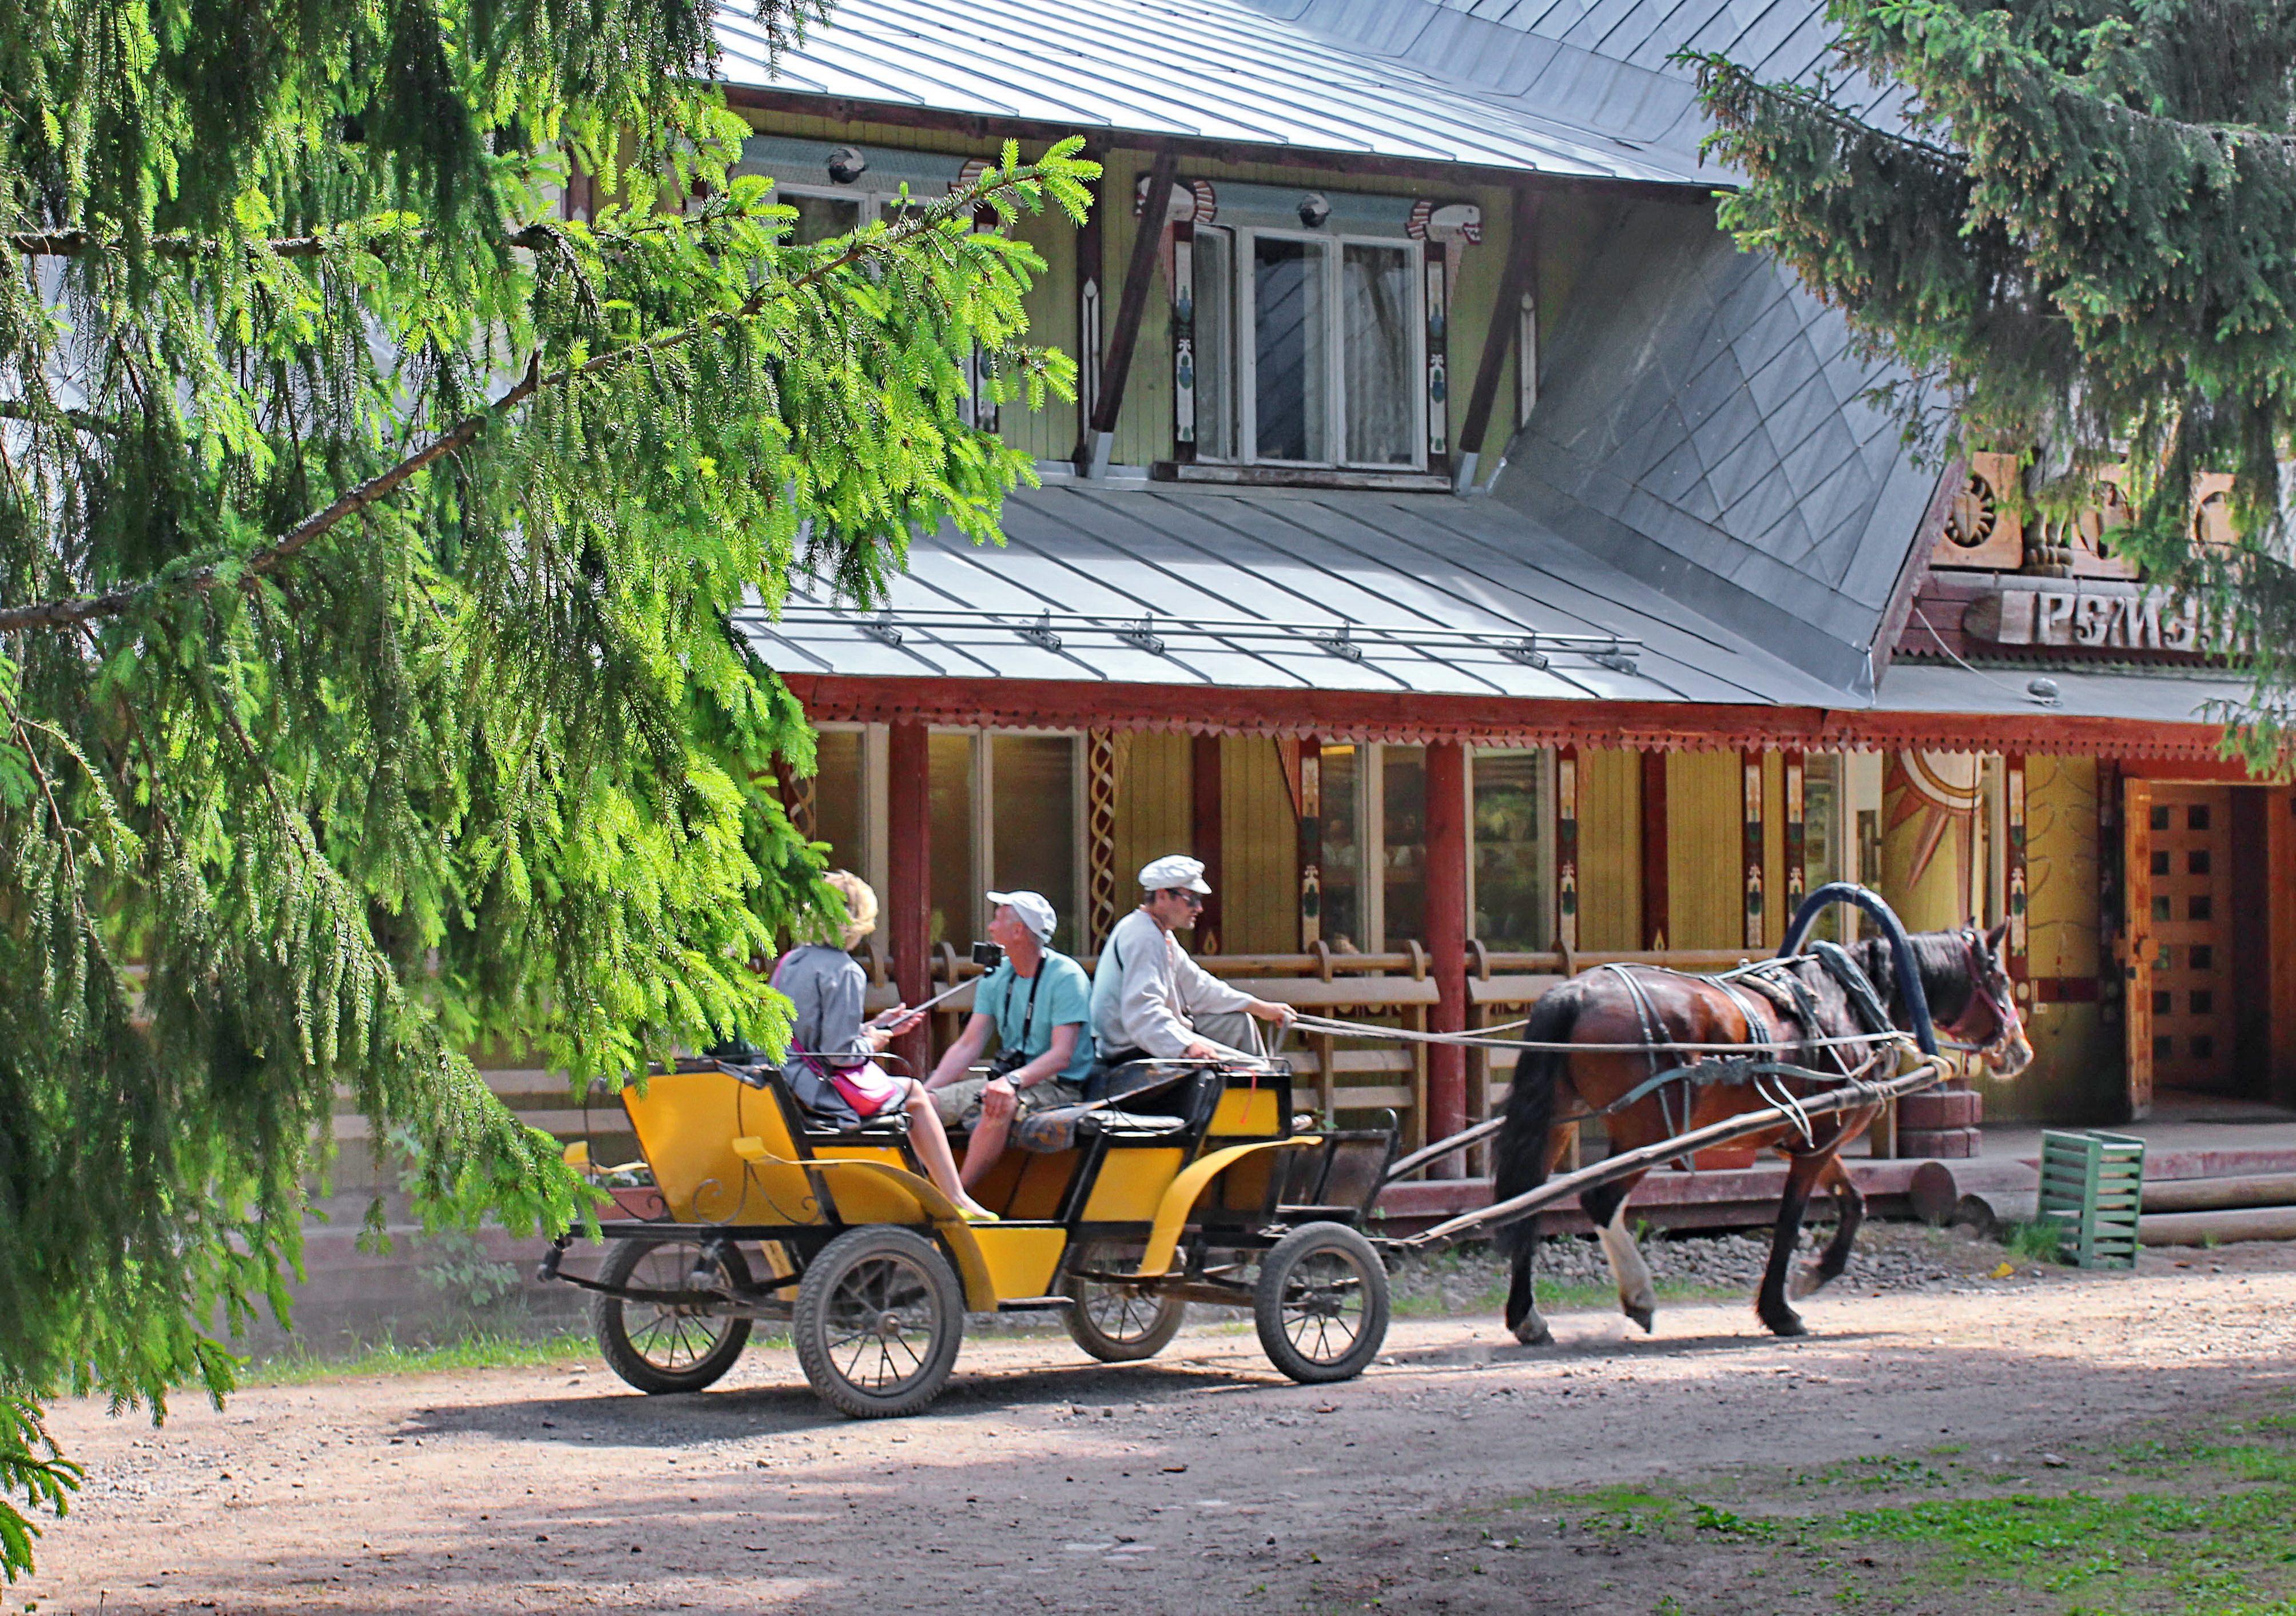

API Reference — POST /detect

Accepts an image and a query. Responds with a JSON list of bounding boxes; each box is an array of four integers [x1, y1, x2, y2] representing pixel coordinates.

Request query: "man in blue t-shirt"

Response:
[[925, 890, 1097, 1188]]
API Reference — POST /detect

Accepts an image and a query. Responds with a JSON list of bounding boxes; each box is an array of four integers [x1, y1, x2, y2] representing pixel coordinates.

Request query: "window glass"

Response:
[[1342, 244, 1415, 466], [1383, 745, 1427, 948], [1802, 754, 1843, 941], [991, 735, 1078, 953], [782, 190, 860, 244], [1319, 744, 1363, 953], [1193, 228, 1236, 460], [1254, 237, 1329, 462], [1473, 750, 1548, 950], [813, 730, 867, 879], [928, 733, 975, 949]]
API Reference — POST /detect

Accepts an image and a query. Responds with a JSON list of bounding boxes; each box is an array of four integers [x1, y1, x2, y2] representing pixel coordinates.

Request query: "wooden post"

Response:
[[2122, 771, 2155, 1120], [1085, 150, 1177, 477], [1191, 731, 1224, 953], [1086, 728, 1120, 949], [1640, 750, 1670, 951], [1555, 745, 1579, 950], [1452, 188, 1539, 494], [886, 720, 932, 1076], [1426, 741, 1469, 1176], [1297, 737, 1323, 949], [1741, 748, 1766, 951]]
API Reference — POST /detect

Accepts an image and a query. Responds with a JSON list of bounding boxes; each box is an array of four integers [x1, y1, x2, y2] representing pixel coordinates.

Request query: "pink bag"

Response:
[[827, 1061, 906, 1119]]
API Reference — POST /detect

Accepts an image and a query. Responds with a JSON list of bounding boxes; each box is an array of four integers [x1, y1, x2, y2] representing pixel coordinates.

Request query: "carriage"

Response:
[[541, 1053, 1399, 1417]]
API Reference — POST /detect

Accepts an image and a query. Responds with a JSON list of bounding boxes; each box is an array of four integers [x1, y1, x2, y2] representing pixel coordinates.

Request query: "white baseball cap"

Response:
[[986, 890, 1057, 941], [1137, 854, 1211, 894]]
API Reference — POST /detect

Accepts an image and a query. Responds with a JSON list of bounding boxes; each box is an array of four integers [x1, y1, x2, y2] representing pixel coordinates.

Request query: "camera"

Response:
[[970, 940, 1005, 970]]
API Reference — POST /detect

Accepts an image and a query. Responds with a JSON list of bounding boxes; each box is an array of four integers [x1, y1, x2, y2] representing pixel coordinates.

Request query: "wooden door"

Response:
[[2122, 777, 2154, 1118], [2148, 785, 2237, 1094]]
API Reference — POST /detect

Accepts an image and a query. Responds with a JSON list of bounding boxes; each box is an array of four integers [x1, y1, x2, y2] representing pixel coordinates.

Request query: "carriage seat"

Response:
[[1071, 1109, 1189, 1139]]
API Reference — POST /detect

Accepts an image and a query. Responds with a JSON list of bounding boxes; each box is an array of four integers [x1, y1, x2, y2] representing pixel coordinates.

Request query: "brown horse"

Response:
[[1492, 925, 2032, 1344]]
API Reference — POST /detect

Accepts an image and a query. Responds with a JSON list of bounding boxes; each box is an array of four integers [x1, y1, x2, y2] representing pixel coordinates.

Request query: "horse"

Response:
[[1491, 923, 2032, 1344]]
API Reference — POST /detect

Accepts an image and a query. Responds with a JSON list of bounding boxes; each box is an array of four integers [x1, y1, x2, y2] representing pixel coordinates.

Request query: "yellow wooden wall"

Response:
[[1575, 749, 1641, 949], [1112, 733, 1193, 901], [1999, 755, 2114, 1121], [1666, 751, 1739, 950], [1221, 736, 1298, 954]]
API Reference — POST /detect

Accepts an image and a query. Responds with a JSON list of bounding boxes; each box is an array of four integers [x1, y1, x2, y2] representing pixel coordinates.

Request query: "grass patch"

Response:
[[1492, 1392, 2296, 1614], [2002, 1219, 2068, 1265], [239, 1330, 603, 1386]]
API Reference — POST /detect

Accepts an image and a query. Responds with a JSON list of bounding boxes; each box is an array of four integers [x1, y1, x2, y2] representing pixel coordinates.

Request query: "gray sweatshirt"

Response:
[[1089, 907, 1253, 1058], [772, 944, 873, 1061]]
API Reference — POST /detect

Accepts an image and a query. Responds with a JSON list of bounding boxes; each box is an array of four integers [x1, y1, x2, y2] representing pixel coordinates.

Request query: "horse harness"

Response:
[[1579, 947, 1898, 1161]]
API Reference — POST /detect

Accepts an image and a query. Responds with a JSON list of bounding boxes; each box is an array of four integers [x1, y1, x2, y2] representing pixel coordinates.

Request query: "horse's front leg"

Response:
[[1790, 1109, 1879, 1300], [1758, 1148, 1836, 1336], [1584, 1174, 1657, 1333]]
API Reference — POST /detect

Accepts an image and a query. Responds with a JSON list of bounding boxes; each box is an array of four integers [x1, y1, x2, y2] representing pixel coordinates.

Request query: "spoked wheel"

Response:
[[794, 1226, 964, 1419], [1253, 1221, 1389, 1384], [591, 1238, 754, 1394], [1062, 1244, 1187, 1363]]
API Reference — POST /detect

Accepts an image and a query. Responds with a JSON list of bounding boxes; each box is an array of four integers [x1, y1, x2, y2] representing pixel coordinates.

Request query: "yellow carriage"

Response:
[[542, 1057, 1397, 1418]]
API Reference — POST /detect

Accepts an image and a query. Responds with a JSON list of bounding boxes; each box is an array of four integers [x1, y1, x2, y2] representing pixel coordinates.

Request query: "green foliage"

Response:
[[2005, 1219, 2068, 1263], [0, 0, 1096, 1578], [1687, 2, 2296, 769], [0, 1398, 81, 1583]]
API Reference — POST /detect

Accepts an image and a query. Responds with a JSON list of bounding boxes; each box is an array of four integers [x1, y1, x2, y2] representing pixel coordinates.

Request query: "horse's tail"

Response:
[[1491, 980, 1578, 1260]]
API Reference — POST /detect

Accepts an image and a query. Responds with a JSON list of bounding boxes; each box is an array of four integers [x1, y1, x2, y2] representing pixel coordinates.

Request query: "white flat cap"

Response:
[[986, 890, 1056, 941], [1138, 854, 1211, 894]]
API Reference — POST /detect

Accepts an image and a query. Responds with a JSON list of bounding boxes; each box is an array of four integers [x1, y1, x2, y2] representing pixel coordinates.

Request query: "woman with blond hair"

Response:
[[770, 871, 998, 1221]]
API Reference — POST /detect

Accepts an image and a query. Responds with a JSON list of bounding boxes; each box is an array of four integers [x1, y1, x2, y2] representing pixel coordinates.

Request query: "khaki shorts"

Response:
[[932, 1074, 1086, 1130]]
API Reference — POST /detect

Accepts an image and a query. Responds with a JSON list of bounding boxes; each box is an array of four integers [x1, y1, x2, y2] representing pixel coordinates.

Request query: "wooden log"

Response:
[[2142, 1172, 2296, 1213], [2139, 1205, 2296, 1246]]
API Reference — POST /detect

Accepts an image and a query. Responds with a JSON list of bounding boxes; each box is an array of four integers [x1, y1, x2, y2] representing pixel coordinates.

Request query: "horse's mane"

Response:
[[1846, 930, 1972, 1025]]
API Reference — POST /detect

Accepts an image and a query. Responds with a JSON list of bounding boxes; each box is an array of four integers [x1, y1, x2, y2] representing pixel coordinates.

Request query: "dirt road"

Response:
[[21, 1243, 2296, 1615]]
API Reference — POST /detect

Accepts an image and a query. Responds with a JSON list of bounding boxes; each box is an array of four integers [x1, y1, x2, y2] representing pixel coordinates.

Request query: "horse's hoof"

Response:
[[1512, 1318, 1553, 1347], [1762, 1311, 1808, 1338], [1624, 1301, 1655, 1334]]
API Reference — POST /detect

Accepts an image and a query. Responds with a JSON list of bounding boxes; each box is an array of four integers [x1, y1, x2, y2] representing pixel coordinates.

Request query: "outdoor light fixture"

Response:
[[1297, 192, 1332, 228], [2027, 676, 2063, 707], [827, 146, 868, 184]]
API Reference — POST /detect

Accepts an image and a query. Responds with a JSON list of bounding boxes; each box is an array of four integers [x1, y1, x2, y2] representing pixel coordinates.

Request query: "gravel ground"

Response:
[[18, 1231, 2296, 1615]]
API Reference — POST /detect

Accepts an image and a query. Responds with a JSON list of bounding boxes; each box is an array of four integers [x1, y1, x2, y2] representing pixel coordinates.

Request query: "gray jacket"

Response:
[[772, 944, 873, 1061]]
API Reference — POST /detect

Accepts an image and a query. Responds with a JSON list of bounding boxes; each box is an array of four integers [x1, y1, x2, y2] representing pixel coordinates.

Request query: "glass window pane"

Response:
[[928, 733, 975, 950], [1319, 744, 1362, 953], [1384, 745, 1427, 948], [1472, 750, 1548, 950], [1802, 755, 1842, 941], [1194, 228, 1235, 460], [1342, 243, 1415, 466], [782, 190, 860, 244], [991, 735, 1079, 953], [812, 730, 866, 879], [1254, 237, 1329, 462]]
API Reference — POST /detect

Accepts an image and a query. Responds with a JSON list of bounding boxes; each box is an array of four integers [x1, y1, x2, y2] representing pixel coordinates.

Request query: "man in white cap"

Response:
[[1089, 854, 1295, 1069], [924, 890, 1095, 1188]]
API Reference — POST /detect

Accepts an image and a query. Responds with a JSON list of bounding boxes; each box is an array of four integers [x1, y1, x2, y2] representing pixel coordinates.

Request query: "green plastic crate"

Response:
[[2038, 1129, 2146, 1268]]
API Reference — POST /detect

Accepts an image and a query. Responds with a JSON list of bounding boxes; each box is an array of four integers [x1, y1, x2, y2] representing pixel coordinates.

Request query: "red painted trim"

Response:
[[2032, 976, 2100, 1004], [885, 721, 932, 1073], [777, 673, 2248, 762], [1640, 751, 1670, 950], [1425, 742, 1469, 1174]]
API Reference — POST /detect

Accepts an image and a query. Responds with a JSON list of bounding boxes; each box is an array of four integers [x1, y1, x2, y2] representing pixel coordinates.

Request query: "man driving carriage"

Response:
[[1090, 854, 1296, 1072], [924, 890, 1095, 1187]]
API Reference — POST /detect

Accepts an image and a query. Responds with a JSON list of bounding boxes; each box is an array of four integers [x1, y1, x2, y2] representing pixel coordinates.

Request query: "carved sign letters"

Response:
[[1963, 584, 2200, 651]]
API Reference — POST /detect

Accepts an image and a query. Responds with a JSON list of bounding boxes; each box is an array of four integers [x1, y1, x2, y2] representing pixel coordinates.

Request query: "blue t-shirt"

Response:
[[972, 951, 1096, 1086]]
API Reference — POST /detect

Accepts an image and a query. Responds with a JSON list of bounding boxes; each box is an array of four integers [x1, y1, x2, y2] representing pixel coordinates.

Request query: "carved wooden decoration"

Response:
[[1086, 727, 1119, 948], [1555, 745, 1579, 951]]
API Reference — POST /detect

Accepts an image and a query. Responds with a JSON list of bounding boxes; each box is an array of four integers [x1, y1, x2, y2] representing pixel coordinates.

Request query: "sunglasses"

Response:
[[1163, 889, 1205, 909]]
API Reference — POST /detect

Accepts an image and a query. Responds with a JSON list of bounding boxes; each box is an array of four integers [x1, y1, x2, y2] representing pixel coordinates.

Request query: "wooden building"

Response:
[[696, 0, 2295, 1189]]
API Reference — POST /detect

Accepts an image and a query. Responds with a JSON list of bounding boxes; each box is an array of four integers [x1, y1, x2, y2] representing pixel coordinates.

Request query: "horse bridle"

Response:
[[1944, 926, 2021, 1062]]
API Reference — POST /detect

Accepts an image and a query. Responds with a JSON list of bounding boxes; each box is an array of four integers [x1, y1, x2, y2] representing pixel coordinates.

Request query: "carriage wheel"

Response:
[[794, 1227, 964, 1419], [1062, 1244, 1187, 1363], [1253, 1222, 1389, 1385], [591, 1238, 753, 1394]]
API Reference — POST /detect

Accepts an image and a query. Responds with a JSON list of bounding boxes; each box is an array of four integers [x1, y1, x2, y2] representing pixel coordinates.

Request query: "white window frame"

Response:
[[1193, 224, 1428, 472]]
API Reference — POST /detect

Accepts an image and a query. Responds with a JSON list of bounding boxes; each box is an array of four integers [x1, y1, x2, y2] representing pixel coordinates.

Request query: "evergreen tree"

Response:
[[1688, 0, 2296, 767], [0, 0, 1094, 1570]]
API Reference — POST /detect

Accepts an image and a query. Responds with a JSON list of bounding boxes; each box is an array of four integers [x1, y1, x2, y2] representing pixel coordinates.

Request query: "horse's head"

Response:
[[1947, 920, 2032, 1078]]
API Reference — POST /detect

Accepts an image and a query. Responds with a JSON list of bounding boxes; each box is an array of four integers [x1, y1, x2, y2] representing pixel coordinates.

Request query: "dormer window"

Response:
[[1162, 181, 1477, 478]]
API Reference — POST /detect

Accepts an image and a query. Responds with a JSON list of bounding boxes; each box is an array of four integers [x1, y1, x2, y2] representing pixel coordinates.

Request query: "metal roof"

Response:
[[709, 0, 1713, 185], [738, 479, 1850, 707], [1871, 662, 2255, 729], [1495, 197, 1943, 700]]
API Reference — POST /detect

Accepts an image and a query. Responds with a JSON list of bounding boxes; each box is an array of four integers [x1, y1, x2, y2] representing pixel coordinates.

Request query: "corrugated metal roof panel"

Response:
[[737, 481, 1850, 708], [711, 0, 1711, 185]]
